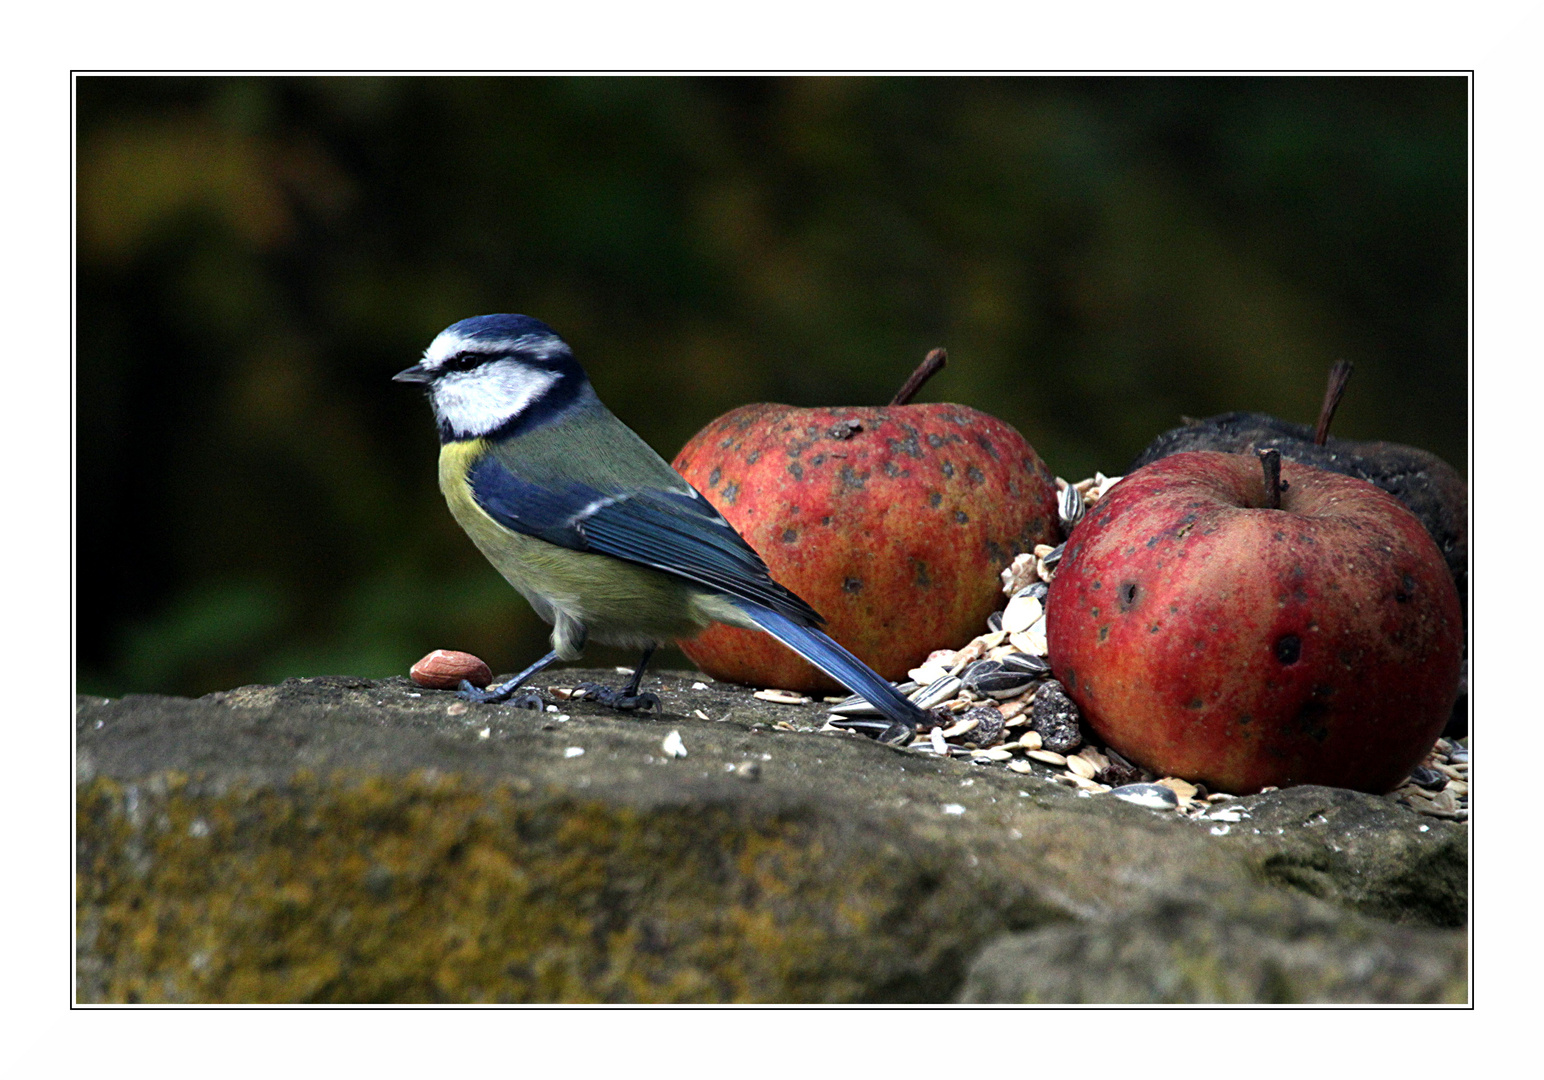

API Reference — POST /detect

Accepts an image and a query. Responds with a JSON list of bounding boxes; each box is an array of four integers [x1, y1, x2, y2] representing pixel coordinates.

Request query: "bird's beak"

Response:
[[393, 363, 434, 384]]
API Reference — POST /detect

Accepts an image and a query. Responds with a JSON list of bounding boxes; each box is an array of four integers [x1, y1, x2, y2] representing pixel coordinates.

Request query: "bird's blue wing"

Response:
[[467, 453, 822, 625]]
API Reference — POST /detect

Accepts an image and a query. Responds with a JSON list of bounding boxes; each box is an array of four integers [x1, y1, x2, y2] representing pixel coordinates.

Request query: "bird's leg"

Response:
[[575, 644, 661, 714], [459, 649, 560, 708]]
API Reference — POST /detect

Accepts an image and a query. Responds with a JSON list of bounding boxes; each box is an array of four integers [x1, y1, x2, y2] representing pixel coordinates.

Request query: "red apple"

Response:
[[672, 353, 1060, 693], [1045, 449, 1462, 794]]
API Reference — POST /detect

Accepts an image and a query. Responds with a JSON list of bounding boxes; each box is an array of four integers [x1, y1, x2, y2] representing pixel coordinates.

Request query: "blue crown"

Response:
[[444, 314, 561, 342]]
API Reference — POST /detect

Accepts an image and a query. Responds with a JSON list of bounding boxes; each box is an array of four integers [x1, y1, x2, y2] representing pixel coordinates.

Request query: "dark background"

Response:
[[76, 75, 1468, 698]]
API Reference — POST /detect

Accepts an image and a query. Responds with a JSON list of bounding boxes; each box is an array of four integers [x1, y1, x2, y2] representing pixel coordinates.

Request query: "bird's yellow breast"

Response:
[[436, 438, 747, 648]]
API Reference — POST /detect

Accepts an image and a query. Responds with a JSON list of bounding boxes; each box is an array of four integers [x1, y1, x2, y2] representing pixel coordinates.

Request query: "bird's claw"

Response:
[[457, 679, 546, 710], [574, 682, 661, 714]]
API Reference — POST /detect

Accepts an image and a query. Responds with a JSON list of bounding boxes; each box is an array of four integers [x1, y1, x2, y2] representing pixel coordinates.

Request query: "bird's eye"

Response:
[[445, 351, 481, 372]]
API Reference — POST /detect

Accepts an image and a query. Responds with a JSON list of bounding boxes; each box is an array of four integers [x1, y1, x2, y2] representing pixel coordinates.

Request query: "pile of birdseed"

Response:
[[815, 472, 1470, 825]]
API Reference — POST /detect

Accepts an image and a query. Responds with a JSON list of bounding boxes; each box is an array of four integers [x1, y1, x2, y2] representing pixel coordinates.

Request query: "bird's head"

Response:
[[394, 314, 590, 442]]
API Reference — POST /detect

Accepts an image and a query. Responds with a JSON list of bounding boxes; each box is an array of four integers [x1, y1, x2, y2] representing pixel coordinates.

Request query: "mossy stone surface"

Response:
[[76, 671, 1467, 1003]]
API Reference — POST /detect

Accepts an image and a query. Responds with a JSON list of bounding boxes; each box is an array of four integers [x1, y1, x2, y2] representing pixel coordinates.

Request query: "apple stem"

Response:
[[890, 348, 948, 406], [1257, 448, 1284, 510], [1314, 360, 1354, 446]]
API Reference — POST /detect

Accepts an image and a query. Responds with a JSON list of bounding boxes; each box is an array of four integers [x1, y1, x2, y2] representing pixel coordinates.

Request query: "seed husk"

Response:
[[1156, 777, 1199, 802], [1000, 552, 1039, 596], [1066, 754, 1098, 780], [1001, 594, 1044, 634], [754, 689, 811, 705], [938, 715, 980, 740]]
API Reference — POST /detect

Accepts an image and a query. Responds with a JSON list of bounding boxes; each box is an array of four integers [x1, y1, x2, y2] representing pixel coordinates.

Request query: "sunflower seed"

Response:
[[826, 698, 881, 718], [909, 675, 963, 710], [1000, 651, 1052, 676], [1015, 731, 1044, 751], [1007, 759, 1035, 774], [1058, 483, 1085, 530], [827, 679, 917, 717], [962, 660, 1041, 700], [1408, 765, 1447, 790], [986, 610, 1004, 632], [1110, 783, 1179, 810]]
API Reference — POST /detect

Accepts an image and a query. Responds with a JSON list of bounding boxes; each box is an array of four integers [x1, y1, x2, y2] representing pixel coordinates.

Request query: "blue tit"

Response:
[[394, 314, 928, 743]]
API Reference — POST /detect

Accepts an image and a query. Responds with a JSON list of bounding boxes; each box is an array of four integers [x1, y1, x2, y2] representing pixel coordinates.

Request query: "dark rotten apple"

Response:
[[672, 351, 1060, 693], [1045, 449, 1461, 794]]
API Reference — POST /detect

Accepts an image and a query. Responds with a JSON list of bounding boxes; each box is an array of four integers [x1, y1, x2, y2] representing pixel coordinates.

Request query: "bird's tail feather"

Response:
[[731, 600, 926, 743]]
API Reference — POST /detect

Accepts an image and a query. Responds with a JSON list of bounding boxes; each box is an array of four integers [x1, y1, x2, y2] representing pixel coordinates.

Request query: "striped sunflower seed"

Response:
[[1058, 483, 1085, 530], [909, 674, 963, 710], [1000, 651, 1052, 676], [962, 660, 1042, 700]]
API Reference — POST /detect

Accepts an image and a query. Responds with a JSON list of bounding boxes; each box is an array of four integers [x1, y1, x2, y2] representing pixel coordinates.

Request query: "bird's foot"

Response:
[[827, 716, 916, 745], [574, 682, 661, 714], [457, 679, 546, 710]]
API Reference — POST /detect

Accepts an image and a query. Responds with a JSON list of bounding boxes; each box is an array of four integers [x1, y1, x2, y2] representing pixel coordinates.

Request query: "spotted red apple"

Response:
[[672, 353, 1060, 693], [1045, 449, 1462, 794]]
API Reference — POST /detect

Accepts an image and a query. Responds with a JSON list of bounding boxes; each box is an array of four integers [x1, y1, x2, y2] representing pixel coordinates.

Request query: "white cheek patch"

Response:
[[432, 361, 560, 437]]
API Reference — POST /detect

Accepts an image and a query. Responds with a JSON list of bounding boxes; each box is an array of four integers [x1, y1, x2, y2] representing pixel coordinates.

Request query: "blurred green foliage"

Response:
[[76, 76, 1467, 697]]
